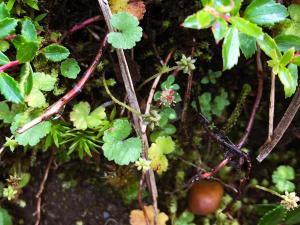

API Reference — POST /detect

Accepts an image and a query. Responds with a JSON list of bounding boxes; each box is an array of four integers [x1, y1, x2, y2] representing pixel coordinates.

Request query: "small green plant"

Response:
[[272, 165, 295, 192]]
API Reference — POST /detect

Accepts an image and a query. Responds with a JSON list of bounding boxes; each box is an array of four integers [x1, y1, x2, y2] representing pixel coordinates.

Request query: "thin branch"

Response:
[[35, 150, 55, 225], [0, 60, 20, 72], [17, 34, 108, 133], [69, 15, 102, 33], [237, 48, 264, 148], [257, 85, 300, 162], [138, 172, 150, 225], [97, 0, 158, 222], [181, 70, 193, 125], [268, 72, 275, 141]]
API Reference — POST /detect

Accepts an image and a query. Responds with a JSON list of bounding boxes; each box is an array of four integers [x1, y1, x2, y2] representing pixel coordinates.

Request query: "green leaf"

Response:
[[212, 18, 228, 43], [222, 27, 240, 70], [176, 211, 195, 225], [280, 48, 295, 66], [258, 205, 287, 225], [103, 137, 142, 165], [275, 34, 300, 52], [0, 18, 17, 38], [278, 66, 298, 98], [70, 102, 107, 130], [272, 165, 296, 192], [60, 58, 81, 79], [0, 51, 10, 65], [257, 34, 281, 58], [21, 19, 37, 42], [25, 88, 46, 108], [0, 207, 12, 225], [212, 89, 230, 116], [239, 33, 257, 59], [103, 119, 132, 142], [285, 207, 300, 225], [230, 16, 264, 39], [32, 72, 56, 92], [24, 0, 39, 10], [288, 4, 300, 22], [183, 10, 213, 30], [0, 3, 10, 20], [0, 40, 9, 52], [19, 63, 33, 96], [293, 55, 300, 66], [244, 0, 288, 26], [0, 102, 14, 123], [16, 41, 38, 63], [43, 44, 70, 62], [108, 12, 143, 49], [0, 72, 23, 103]]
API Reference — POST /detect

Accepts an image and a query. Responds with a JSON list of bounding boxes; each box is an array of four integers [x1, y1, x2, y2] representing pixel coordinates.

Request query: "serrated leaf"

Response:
[[0, 207, 12, 225], [0, 3, 9, 20], [222, 27, 240, 70], [183, 10, 214, 30], [0, 72, 23, 103], [212, 18, 228, 43], [258, 206, 286, 225], [16, 41, 38, 63], [19, 63, 33, 96], [0, 18, 17, 39], [103, 137, 142, 165], [244, 0, 288, 26], [0, 102, 14, 123], [43, 44, 70, 62], [25, 88, 46, 108], [32, 72, 56, 91], [280, 48, 295, 66], [285, 207, 300, 225], [0, 51, 10, 65], [230, 16, 264, 39], [21, 19, 37, 42], [0, 40, 9, 52], [60, 58, 81, 79], [288, 4, 300, 22], [278, 66, 298, 98], [87, 106, 106, 128], [103, 119, 132, 142], [257, 34, 281, 58], [70, 101, 91, 130], [108, 12, 143, 49], [239, 33, 257, 59], [275, 34, 300, 52]]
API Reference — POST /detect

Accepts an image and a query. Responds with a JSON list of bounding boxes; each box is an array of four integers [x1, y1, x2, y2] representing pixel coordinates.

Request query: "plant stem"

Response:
[[69, 15, 102, 33], [268, 72, 275, 141], [254, 185, 283, 199], [0, 60, 20, 72], [257, 84, 300, 162], [102, 76, 143, 117], [237, 48, 264, 148], [17, 34, 108, 133]]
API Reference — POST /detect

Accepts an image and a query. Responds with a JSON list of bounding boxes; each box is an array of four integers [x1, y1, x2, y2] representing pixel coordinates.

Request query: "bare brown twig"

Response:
[[138, 172, 150, 225], [237, 48, 264, 148], [35, 150, 55, 225], [17, 34, 108, 133], [268, 72, 275, 141], [257, 85, 300, 162]]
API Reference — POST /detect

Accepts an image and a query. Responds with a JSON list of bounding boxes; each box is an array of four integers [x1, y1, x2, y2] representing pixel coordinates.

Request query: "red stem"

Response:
[[17, 34, 108, 133], [0, 60, 20, 72], [69, 15, 102, 33]]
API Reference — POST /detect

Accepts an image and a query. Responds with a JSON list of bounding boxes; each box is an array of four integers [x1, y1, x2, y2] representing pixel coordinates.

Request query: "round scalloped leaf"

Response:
[[60, 58, 81, 79], [43, 44, 70, 62], [103, 119, 132, 142], [108, 12, 142, 49]]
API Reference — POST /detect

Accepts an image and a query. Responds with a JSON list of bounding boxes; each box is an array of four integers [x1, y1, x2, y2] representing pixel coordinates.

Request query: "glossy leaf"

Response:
[[288, 4, 300, 22], [43, 44, 70, 62], [257, 34, 281, 58], [0, 51, 10, 65], [258, 205, 286, 225], [244, 0, 288, 26], [60, 58, 81, 79], [278, 66, 298, 98], [21, 19, 37, 42], [222, 27, 240, 70], [16, 41, 38, 63], [275, 34, 300, 52], [293, 55, 300, 66], [19, 62, 33, 96], [0, 207, 12, 225], [230, 17, 263, 39], [280, 48, 295, 67], [0, 18, 18, 38], [0, 72, 23, 103], [108, 12, 143, 49], [239, 33, 257, 59], [0, 3, 10, 20], [285, 207, 300, 225], [212, 18, 228, 43], [183, 10, 213, 29]]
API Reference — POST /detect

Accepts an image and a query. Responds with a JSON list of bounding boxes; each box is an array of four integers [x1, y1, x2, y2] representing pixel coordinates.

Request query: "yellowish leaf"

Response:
[[130, 205, 169, 225]]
